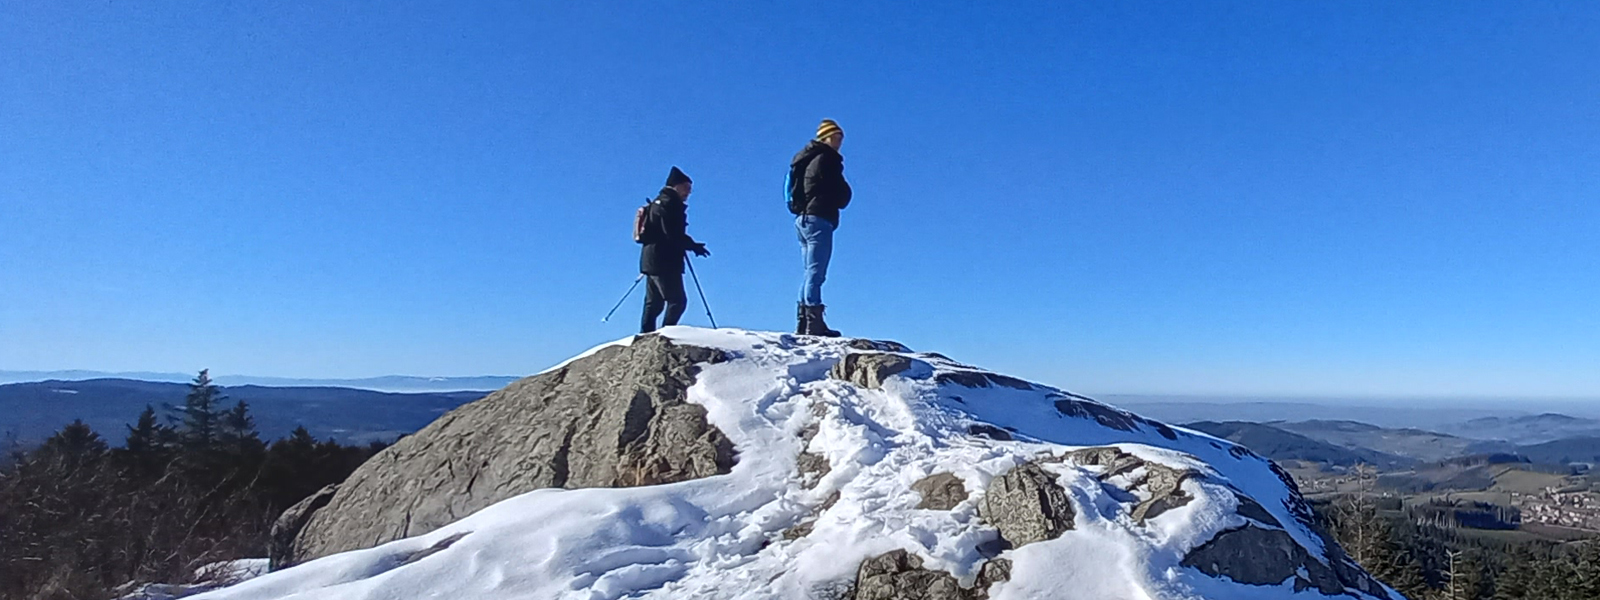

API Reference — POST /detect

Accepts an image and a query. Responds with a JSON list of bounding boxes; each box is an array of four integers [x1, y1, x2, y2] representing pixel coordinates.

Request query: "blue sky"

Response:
[[2, 2, 1597, 398]]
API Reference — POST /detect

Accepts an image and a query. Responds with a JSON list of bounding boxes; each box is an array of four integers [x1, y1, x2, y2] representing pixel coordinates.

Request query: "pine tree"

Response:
[[1338, 464, 1391, 568], [1457, 549, 1491, 600], [119, 405, 174, 479], [284, 425, 317, 453], [260, 426, 323, 510], [37, 420, 108, 465], [1386, 548, 1431, 599], [218, 400, 264, 455], [174, 369, 226, 452], [1572, 542, 1600, 600], [1441, 549, 1467, 600], [1525, 548, 1574, 600], [1493, 545, 1532, 600], [1331, 465, 1434, 598], [125, 405, 165, 454]]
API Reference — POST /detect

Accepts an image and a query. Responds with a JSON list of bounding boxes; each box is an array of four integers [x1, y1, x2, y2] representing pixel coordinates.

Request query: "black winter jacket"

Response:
[[638, 187, 699, 276], [791, 141, 852, 226]]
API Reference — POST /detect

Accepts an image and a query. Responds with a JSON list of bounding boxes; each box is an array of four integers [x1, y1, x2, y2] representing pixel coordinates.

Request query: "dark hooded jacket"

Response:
[[791, 141, 852, 226], [638, 187, 698, 276]]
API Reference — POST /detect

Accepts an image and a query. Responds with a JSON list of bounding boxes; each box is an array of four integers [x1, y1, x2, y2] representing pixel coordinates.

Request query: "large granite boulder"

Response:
[[979, 462, 1074, 547], [285, 334, 737, 563], [268, 484, 338, 570]]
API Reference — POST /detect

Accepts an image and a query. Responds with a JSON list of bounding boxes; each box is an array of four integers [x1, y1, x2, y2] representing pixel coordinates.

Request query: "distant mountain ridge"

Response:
[[1441, 413, 1600, 445], [1512, 436, 1600, 466], [1182, 420, 1413, 468], [1270, 419, 1508, 463], [0, 370, 520, 393], [1182, 419, 1600, 473], [0, 378, 488, 446]]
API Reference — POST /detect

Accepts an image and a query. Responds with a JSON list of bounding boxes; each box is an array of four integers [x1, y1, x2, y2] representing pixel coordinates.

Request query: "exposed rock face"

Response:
[[1232, 492, 1282, 527], [798, 451, 831, 487], [980, 462, 1074, 547], [1051, 393, 1178, 440], [848, 339, 913, 353], [854, 550, 965, 600], [830, 352, 915, 389], [966, 424, 1013, 441], [1181, 525, 1389, 599], [912, 472, 969, 510], [268, 484, 338, 570], [1059, 446, 1392, 597], [288, 334, 737, 563], [1129, 462, 1194, 523], [976, 558, 1012, 590], [932, 370, 1034, 390], [852, 550, 1008, 600]]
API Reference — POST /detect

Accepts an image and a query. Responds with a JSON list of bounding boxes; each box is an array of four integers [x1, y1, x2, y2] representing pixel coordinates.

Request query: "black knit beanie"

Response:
[[665, 166, 692, 187]]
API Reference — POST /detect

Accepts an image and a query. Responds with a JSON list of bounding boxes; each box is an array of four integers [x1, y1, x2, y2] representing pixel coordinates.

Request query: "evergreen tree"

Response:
[[1572, 542, 1600, 600], [260, 426, 323, 510], [1338, 464, 1384, 563], [118, 405, 174, 479], [1493, 546, 1533, 600], [1325, 467, 1438, 598], [1385, 548, 1431, 599], [174, 369, 226, 452], [283, 425, 317, 455], [125, 405, 166, 454], [1439, 549, 1491, 600], [2, 412, 389, 599], [36, 420, 107, 465], [1525, 548, 1574, 600], [218, 400, 265, 456], [1457, 549, 1491, 600]]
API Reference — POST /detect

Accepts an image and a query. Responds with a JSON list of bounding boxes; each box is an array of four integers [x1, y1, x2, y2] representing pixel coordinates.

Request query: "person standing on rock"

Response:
[[639, 166, 709, 333], [788, 119, 852, 337]]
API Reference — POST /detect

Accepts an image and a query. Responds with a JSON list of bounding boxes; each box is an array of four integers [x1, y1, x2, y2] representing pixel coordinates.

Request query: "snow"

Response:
[[117, 559, 269, 600], [193, 327, 1397, 600]]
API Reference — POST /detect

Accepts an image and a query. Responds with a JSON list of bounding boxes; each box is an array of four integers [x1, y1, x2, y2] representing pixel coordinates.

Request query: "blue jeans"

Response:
[[796, 215, 834, 305]]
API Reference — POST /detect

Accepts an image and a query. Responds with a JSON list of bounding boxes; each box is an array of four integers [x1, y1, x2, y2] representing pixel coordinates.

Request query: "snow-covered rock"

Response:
[[197, 328, 1401, 600], [117, 559, 269, 600]]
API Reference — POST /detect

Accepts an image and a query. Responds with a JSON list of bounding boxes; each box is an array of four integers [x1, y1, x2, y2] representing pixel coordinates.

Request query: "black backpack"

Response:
[[633, 198, 655, 244], [785, 163, 807, 215]]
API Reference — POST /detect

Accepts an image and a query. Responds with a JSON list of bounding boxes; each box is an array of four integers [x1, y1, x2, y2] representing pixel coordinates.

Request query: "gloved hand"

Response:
[[691, 243, 710, 257]]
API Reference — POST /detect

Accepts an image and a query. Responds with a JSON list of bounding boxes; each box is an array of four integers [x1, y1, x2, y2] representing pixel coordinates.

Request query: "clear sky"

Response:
[[2, 2, 1597, 398]]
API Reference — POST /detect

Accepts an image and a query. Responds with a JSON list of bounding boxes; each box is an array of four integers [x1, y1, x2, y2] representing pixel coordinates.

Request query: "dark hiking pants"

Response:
[[641, 273, 687, 333]]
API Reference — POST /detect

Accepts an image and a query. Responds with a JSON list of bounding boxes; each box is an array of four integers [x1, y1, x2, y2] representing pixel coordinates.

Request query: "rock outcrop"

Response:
[[980, 462, 1074, 547], [830, 352, 915, 389], [229, 329, 1399, 600], [286, 334, 737, 563], [267, 484, 338, 570], [852, 550, 1010, 600], [1182, 525, 1390, 599], [912, 472, 969, 511]]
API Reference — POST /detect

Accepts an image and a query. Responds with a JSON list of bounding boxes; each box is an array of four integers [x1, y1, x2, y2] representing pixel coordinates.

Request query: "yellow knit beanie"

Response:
[[816, 119, 843, 141]]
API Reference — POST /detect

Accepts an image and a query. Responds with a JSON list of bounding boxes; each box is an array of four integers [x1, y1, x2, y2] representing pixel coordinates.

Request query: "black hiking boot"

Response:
[[796, 302, 808, 335], [802, 305, 841, 337]]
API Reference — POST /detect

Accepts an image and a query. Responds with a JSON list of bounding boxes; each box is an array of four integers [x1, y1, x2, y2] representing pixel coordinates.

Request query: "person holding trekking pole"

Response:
[[788, 119, 852, 337], [637, 166, 709, 333]]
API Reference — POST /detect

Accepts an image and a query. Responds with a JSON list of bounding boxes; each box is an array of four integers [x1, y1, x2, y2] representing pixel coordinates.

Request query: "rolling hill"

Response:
[[1183, 421, 1412, 468]]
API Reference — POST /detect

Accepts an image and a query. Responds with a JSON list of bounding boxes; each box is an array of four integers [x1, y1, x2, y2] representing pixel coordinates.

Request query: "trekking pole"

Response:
[[684, 258, 718, 329], [601, 274, 645, 322]]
